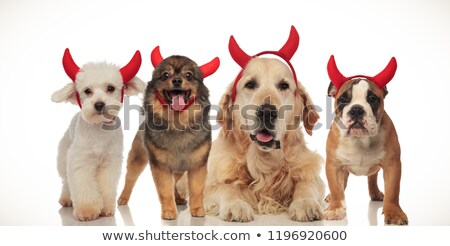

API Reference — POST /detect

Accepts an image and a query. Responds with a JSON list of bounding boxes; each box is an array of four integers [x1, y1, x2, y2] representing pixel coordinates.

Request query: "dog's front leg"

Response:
[[323, 162, 348, 220], [382, 161, 408, 225], [187, 164, 206, 217], [289, 177, 324, 222], [67, 156, 102, 221], [150, 163, 177, 220], [97, 158, 121, 217]]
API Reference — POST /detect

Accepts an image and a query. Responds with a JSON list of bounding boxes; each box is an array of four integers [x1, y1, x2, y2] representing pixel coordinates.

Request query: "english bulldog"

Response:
[[323, 55, 408, 225]]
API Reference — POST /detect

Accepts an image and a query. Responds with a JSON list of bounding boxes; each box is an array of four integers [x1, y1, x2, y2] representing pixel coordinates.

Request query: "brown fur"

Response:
[[324, 79, 408, 225], [117, 55, 212, 220]]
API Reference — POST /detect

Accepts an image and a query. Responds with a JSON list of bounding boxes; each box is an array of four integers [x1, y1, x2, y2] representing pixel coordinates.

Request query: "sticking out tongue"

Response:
[[171, 95, 186, 111], [256, 132, 274, 142]]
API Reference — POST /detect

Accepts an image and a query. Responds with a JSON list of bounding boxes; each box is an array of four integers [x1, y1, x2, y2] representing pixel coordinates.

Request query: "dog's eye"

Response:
[[162, 72, 170, 80], [244, 80, 257, 89], [278, 81, 290, 91], [338, 94, 348, 104], [367, 94, 379, 104], [84, 88, 92, 95], [185, 72, 193, 81], [107, 86, 115, 93]]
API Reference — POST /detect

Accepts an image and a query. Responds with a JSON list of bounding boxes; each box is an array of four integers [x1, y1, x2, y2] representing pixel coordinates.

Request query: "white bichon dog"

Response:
[[51, 49, 146, 221]]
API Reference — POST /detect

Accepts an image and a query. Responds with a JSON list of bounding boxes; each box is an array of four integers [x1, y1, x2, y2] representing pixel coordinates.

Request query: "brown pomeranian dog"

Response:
[[117, 46, 219, 220]]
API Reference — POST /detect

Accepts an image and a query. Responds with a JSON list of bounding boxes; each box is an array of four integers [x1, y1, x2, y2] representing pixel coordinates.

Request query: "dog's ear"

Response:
[[327, 82, 337, 98], [51, 83, 78, 105], [297, 85, 320, 136], [217, 84, 233, 135], [124, 76, 146, 96], [381, 86, 388, 98]]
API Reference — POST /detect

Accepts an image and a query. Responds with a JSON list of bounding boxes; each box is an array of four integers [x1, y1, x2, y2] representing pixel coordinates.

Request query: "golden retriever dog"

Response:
[[205, 26, 325, 222]]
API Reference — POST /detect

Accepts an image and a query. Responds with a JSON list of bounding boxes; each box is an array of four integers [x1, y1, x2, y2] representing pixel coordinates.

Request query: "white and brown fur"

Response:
[[324, 78, 408, 225], [205, 58, 325, 222]]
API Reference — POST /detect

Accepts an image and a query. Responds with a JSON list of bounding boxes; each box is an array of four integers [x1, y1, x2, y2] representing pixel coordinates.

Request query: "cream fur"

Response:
[[205, 58, 325, 222], [52, 62, 145, 221]]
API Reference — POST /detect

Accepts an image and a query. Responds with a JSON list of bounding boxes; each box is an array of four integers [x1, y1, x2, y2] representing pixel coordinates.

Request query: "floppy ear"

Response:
[[217, 84, 234, 135], [51, 83, 78, 105], [297, 84, 320, 136], [124, 76, 146, 96], [381, 86, 389, 98], [327, 82, 337, 98]]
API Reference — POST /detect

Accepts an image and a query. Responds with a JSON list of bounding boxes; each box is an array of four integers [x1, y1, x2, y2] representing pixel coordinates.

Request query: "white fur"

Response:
[[336, 127, 386, 176], [341, 80, 378, 136], [52, 62, 145, 221]]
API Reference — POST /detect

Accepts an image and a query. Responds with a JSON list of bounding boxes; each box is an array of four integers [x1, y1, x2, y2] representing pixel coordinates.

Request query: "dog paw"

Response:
[[324, 194, 330, 202], [117, 197, 129, 205], [219, 200, 254, 222], [161, 210, 177, 220], [59, 198, 73, 207], [370, 191, 384, 201], [323, 206, 346, 220], [204, 200, 219, 215], [74, 206, 101, 221], [190, 206, 205, 217], [100, 207, 115, 217], [289, 199, 323, 222], [384, 207, 408, 225]]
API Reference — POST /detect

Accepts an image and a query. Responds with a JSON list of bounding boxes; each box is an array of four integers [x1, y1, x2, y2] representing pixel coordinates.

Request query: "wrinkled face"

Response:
[[75, 63, 124, 124], [233, 58, 299, 151], [151, 55, 203, 111], [334, 79, 385, 137]]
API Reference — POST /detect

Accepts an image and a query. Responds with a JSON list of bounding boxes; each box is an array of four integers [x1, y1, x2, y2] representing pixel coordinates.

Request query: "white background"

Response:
[[1, 0, 449, 230]]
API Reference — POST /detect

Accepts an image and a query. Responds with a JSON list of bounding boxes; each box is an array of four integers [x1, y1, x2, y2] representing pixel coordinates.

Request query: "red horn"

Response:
[[327, 55, 349, 90], [372, 57, 397, 88], [200, 57, 220, 78], [151, 46, 164, 68], [229, 35, 251, 68], [62, 48, 80, 81], [120, 51, 142, 84], [279, 26, 300, 61]]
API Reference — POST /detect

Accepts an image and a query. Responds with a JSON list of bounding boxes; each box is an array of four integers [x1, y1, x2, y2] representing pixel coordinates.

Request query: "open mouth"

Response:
[[164, 89, 191, 111], [250, 129, 280, 149]]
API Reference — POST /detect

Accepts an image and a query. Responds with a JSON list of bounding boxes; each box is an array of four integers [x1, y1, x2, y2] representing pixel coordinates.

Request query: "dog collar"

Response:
[[153, 89, 197, 112], [229, 26, 300, 103], [327, 55, 397, 93], [62, 48, 142, 109]]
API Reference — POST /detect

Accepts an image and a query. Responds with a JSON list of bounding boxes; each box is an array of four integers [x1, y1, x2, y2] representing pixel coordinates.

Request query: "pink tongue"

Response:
[[256, 132, 273, 142], [171, 95, 186, 111]]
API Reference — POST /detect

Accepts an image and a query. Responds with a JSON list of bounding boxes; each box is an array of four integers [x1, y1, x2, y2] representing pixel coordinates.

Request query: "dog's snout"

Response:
[[172, 77, 182, 87], [257, 104, 277, 130], [94, 102, 105, 112], [349, 105, 365, 119]]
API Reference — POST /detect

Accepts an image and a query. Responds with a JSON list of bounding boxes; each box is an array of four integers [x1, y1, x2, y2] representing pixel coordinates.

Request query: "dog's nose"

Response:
[[172, 77, 182, 87], [94, 102, 105, 112], [349, 105, 365, 119], [257, 104, 277, 129]]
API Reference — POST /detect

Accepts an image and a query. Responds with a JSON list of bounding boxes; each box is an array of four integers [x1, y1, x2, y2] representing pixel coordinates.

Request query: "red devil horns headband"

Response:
[[327, 55, 397, 92], [62, 48, 142, 108], [150, 46, 220, 78], [229, 26, 300, 102]]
